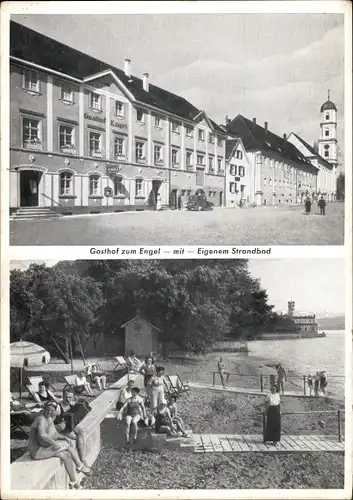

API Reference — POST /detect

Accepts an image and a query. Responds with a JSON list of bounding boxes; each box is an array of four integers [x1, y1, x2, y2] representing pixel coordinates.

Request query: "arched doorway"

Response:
[[20, 170, 42, 206]]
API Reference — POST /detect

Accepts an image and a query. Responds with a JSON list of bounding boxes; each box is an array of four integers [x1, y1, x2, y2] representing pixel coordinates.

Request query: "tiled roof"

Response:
[[226, 115, 317, 170], [10, 21, 225, 134], [291, 133, 334, 170], [225, 138, 241, 159]]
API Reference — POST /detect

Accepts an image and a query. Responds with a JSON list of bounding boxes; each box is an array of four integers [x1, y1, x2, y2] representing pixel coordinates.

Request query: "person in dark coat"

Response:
[[264, 385, 281, 446], [318, 195, 326, 215], [304, 196, 312, 214]]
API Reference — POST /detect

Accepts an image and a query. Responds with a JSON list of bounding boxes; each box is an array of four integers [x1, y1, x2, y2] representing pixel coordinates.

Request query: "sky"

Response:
[[10, 258, 345, 316], [12, 13, 345, 168], [248, 259, 345, 316]]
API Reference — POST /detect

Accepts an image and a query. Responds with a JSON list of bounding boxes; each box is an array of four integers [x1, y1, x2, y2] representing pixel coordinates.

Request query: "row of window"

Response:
[[229, 165, 245, 177], [229, 182, 245, 194], [22, 69, 225, 145], [22, 116, 224, 170], [60, 171, 145, 197]]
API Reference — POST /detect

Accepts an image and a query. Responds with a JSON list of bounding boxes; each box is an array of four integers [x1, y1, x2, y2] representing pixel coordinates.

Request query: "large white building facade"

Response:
[[9, 21, 227, 216], [224, 116, 318, 206]]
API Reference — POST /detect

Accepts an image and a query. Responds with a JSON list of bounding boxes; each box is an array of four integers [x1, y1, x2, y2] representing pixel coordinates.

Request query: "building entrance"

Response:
[[20, 170, 41, 207]]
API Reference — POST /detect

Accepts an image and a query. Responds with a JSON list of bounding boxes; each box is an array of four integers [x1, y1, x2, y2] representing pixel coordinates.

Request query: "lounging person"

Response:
[[57, 389, 89, 465], [74, 372, 94, 397], [117, 387, 147, 444], [149, 366, 167, 411], [139, 356, 157, 403], [167, 396, 189, 437], [28, 402, 91, 489], [319, 370, 328, 395], [32, 381, 61, 405], [264, 385, 281, 446], [276, 363, 287, 394], [89, 363, 107, 390], [217, 357, 229, 388], [127, 353, 142, 373], [155, 401, 177, 436]]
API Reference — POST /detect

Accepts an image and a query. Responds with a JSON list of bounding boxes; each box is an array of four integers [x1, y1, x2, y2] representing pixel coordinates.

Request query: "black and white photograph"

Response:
[[7, 9, 346, 245], [8, 259, 346, 491], [1, 2, 352, 500]]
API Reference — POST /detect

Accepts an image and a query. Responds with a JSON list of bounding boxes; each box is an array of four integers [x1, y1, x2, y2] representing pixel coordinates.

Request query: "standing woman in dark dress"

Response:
[[264, 385, 281, 446]]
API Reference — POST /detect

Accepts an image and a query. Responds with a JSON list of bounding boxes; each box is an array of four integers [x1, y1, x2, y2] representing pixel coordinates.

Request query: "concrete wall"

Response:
[[11, 373, 143, 490]]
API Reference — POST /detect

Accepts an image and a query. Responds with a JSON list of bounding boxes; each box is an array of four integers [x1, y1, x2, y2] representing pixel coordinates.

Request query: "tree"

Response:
[[10, 264, 103, 363]]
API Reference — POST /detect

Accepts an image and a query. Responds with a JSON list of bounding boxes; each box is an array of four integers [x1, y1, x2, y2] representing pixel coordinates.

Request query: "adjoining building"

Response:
[[9, 21, 227, 216], [287, 300, 319, 337], [225, 138, 253, 206], [287, 92, 338, 202], [224, 115, 318, 206]]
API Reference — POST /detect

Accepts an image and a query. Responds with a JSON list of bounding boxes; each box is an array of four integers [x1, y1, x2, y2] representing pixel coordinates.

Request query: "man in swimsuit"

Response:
[[117, 387, 147, 444], [276, 363, 287, 394]]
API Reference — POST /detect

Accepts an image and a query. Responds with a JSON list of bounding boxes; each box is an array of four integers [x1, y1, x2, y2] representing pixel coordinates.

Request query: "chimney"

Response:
[[143, 72, 149, 92], [264, 121, 268, 131], [252, 118, 256, 124], [283, 133, 287, 141], [124, 58, 131, 77], [225, 114, 229, 126]]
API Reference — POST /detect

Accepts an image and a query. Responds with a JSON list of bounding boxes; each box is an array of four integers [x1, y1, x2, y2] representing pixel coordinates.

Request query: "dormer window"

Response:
[[325, 113, 330, 120], [218, 137, 224, 148], [236, 150, 243, 159], [208, 133, 214, 144], [90, 92, 101, 111]]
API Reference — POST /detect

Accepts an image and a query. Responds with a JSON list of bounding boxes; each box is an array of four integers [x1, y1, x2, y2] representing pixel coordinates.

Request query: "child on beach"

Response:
[[276, 363, 287, 394], [217, 357, 229, 388]]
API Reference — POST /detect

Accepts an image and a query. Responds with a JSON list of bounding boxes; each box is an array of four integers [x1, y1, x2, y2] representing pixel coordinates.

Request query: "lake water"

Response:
[[248, 330, 345, 397]]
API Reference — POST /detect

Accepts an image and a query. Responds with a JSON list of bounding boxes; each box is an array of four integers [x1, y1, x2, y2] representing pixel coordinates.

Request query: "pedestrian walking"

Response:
[[318, 195, 326, 215], [304, 196, 312, 214]]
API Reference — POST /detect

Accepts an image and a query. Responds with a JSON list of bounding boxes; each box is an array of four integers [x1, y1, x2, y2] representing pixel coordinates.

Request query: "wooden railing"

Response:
[[261, 409, 345, 443]]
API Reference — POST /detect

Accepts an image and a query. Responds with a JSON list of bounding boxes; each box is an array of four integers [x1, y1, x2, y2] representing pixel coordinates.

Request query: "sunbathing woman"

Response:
[[167, 396, 189, 437], [155, 401, 177, 437], [28, 402, 91, 489], [117, 387, 147, 444]]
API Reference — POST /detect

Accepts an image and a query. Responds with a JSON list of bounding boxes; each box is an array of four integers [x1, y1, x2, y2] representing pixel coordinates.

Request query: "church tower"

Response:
[[318, 90, 338, 167], [288, 301, 295, 317]]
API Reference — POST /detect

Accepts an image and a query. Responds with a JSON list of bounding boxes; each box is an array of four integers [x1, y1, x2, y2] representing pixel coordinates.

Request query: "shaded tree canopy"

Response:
[[10, 260, 276, 358]]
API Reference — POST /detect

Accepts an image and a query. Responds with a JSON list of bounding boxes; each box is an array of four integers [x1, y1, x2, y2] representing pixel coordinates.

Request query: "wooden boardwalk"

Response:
[[189, 381, 309, 398], [189, 433, 344, 453]]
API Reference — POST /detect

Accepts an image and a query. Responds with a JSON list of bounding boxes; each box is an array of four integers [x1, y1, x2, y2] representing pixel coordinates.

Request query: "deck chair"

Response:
[[113, 356, 127, 371], [164, 376, 180, 399], [27, 375, 56, 393], [63, 374, 78, 391], [26, 383, 38, 399], [168, 374, 191, 397]]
